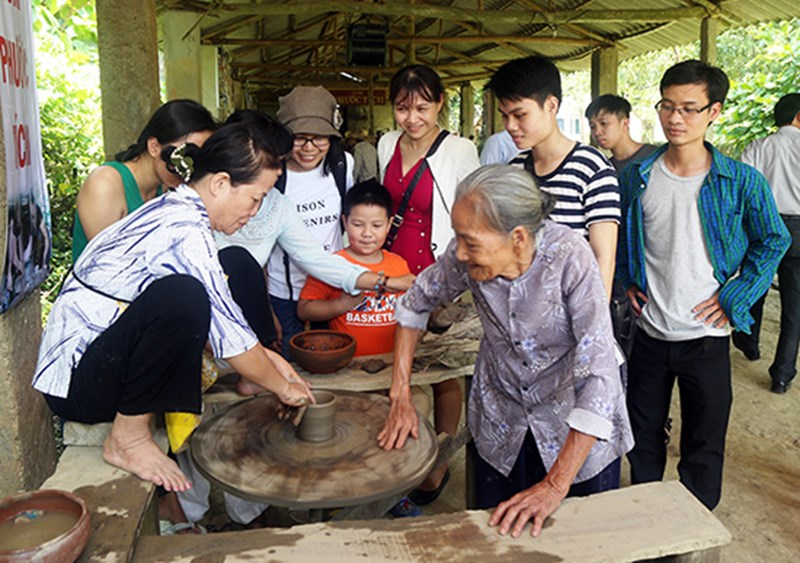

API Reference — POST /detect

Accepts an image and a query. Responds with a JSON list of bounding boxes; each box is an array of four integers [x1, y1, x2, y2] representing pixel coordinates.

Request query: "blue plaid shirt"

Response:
[[616, 142, 790, 334]]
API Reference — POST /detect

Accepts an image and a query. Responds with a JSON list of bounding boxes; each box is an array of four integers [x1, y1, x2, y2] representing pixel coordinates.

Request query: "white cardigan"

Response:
[[378, 129, 480, 257]]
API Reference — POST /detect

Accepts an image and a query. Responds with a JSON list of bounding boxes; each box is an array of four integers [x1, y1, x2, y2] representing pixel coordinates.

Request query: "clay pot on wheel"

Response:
[[297, 390, 337, 442]]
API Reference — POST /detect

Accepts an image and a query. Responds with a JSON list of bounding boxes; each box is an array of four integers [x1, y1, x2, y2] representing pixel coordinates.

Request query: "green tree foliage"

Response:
[[614, 18, 799, 155], [715, 19, 800, 157], [32, 0, 102, 318]]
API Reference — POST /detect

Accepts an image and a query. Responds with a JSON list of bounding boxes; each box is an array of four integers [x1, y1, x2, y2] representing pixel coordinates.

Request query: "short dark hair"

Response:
[[162, 119, 291, 186], [116, 99, 217, 162], [774, 93, 800, 127], [660, 60, 729, 105], [585, 94, 632, 120], [224, 109, 293, 159], [389, 64, 445, 107], [486, 56, 562, 105], [342, 179, 393, 217]]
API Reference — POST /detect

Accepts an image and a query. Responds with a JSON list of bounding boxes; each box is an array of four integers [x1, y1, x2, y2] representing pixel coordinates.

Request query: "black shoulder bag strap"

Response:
[[332, 155, 348, 199], [274, 159, 288, 193], [385, 129, 450, 250], [523, 150, 535, 178]]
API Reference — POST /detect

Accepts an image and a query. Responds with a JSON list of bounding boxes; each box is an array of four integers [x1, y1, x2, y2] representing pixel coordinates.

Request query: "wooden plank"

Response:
[[205, 354, 472, 404], [42, 434, 167, 562], [132, 481, 731, 562]]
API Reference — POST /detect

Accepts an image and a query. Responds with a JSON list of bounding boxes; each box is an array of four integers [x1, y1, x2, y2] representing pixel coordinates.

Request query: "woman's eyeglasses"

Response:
[[293, 136, 331, 149]]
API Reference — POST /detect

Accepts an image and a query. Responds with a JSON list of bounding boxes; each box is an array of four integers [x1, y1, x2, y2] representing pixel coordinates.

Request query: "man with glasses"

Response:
[[616, 60, 790, 510]]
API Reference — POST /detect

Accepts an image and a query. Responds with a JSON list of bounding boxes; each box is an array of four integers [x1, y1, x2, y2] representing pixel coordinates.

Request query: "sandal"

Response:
[[408, 469, 450, 506], [160, 521, 208, 535]]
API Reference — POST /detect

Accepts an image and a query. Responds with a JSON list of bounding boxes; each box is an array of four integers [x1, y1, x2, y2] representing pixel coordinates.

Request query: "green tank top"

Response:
[[71, 161, 162, 262]]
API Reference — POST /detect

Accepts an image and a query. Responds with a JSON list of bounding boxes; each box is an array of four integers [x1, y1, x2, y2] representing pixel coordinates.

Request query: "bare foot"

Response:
[[103, 431, 191, 492], [237, 378, 266, 396]]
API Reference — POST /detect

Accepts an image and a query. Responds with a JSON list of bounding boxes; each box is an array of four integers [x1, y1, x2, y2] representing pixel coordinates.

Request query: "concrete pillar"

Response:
[[0, 116, 57, 496], [201, 46, 220, 119], [96, 0, 160, 160], [701, 17, 718, 65], [591, 47, 619, 99], [460, 83, 474, 139], [162, 10, 203, 102]]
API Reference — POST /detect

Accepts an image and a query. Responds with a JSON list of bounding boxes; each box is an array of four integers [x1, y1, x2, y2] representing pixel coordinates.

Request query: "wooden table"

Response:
[[205, 352, 473, 405], [133, 481, 732, 562]]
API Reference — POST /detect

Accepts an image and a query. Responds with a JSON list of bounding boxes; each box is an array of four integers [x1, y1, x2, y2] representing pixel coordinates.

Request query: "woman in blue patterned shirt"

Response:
[[34, 121, 315, 493], [379, 165, 633, 538]]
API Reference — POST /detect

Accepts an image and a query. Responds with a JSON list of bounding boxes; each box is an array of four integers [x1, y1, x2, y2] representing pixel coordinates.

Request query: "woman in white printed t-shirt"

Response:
[[267, 86, 355, 357]]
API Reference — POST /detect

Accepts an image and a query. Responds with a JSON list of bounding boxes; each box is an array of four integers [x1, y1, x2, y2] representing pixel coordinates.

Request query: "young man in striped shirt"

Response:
[[616, 60, 790, 510], [487, 56, 619, 300]]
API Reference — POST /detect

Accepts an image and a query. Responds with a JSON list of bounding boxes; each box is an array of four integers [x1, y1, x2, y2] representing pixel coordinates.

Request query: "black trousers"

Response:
[[45, 247, 272, 422], [626, 331, 731, 510], [219, 246, 277, 346], [45, 275, 211, 421], [733, 215, 800, 385], [472, 430, 621, 509]]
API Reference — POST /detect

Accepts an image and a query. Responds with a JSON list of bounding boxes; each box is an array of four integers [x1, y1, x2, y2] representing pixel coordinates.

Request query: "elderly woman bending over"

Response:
[[379, 165, 633, 537]]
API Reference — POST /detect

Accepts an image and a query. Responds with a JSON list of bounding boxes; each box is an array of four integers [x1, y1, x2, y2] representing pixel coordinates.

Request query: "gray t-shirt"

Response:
[[611, 143, 659, 173], [639, 156, 730, 341]]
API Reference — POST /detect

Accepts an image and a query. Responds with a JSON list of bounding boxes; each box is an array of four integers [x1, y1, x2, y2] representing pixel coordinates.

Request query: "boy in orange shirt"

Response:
[[298, 180, 423, 518], [298, 180, 413, 356]]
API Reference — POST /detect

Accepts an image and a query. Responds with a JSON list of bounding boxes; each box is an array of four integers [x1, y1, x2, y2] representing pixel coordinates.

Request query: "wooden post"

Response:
[[368, 73, 375, 135], [701, 17, 718, 65], [483, 90, 504, 135], [406, 1, 416, 64], [162, 10, 203, 102], [460, 82, 474, 138], [591, 46, 619, 99], [96, 0, 160, 160]]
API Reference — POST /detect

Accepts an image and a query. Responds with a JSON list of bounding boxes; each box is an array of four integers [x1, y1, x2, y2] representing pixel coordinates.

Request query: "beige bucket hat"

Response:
[[277, 86, 343, 138]]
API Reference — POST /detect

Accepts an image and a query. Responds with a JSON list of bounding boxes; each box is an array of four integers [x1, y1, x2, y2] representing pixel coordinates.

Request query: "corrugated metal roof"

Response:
[[156, 1, 800, 94]]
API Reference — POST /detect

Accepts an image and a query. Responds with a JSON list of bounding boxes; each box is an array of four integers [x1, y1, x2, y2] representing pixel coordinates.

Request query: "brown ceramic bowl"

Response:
[[290, 330, 356, 374], [0, 489, 91, 562]]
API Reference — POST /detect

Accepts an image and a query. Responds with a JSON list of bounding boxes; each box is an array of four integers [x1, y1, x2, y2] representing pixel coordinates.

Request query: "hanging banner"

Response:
[[0, 0, 51, 313]]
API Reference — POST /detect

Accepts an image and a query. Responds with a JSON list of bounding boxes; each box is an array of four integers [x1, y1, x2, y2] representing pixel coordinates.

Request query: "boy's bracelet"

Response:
[[373, 271, 386, 293]]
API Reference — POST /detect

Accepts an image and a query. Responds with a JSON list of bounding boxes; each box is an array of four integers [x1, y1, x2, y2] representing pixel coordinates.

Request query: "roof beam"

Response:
[[231, 60, 507, 73], [216, 2, 711, 25], [205, 35, 601, 47]]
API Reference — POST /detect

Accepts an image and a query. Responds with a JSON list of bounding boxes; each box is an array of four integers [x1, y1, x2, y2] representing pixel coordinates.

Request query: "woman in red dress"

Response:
[[377, 64, 480, 504]]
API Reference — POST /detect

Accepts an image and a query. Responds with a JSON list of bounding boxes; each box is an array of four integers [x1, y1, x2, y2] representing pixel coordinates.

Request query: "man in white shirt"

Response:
[[479, 130, 519, 165], [733, 93, 800, 394]]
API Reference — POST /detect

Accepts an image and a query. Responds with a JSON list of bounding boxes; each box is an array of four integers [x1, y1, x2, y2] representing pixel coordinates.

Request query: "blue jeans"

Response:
[[271, 295, 327, 359]]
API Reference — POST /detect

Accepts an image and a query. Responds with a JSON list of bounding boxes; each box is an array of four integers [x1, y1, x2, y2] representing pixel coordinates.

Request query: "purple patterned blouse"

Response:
[[395, 221, 634, 481]]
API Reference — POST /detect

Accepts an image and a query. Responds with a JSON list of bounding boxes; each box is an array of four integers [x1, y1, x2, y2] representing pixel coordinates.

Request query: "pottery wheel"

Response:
[[190, 391, 438, 508]]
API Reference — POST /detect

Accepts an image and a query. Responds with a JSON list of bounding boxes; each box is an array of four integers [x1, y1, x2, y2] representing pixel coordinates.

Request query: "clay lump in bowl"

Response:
[[290, 330, 356, 374]]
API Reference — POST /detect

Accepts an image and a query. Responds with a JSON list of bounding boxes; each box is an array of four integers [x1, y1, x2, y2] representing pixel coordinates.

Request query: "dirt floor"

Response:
[[204, 287, 798, 561]]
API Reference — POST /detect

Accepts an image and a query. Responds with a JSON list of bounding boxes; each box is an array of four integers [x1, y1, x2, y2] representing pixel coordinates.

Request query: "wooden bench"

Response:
[[132, 481, 730, 562], [41, 425, 165, 563]]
